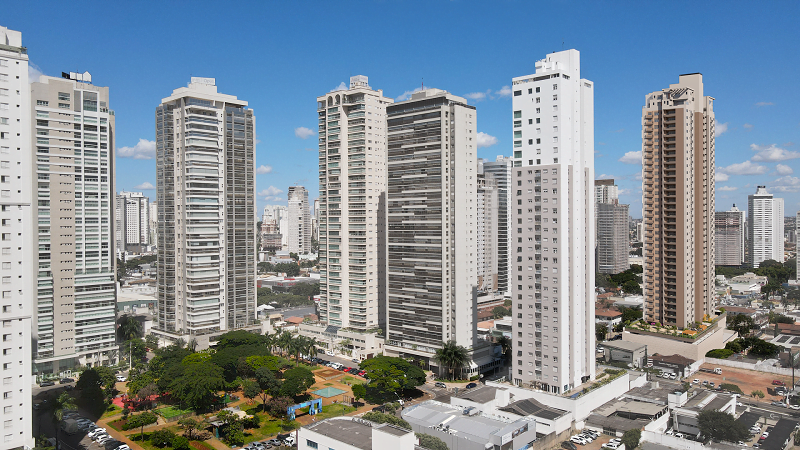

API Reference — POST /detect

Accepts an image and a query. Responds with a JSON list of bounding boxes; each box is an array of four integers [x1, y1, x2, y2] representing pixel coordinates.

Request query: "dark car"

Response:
[[39, 380, 55, 387], [466, 383, 478, 389], [60, 378, 75, 384], [561, 441, 578, 450], [372, 405, 386, 413]]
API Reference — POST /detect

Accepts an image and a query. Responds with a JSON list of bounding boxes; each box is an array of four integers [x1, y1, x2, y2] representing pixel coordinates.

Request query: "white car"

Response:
[[693, 379, 699, 384], [116, 375, 127, 382], [570, 436, 588, 445], [325, 350, 335, 356], [88, 428, 107, 438], [675, 433, 685, 439], [283, 435, 296, 446], [669, 373, 677, 380], [603, 442, 620, 449], [114, 445, 131, 450]]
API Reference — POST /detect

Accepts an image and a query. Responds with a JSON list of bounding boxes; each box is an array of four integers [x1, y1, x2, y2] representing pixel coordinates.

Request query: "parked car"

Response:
[[342, 367, 352, 373], [772, 380, 786, 386], [693, 379, 699, 384], [352, 358, 360, 363], [603, 442, 620, 449], [702, 380, 709, 385], [561, 441, 578, 450], [435, 382, 447, 388], [466, 382, 478, 389], [771, 401, 787, 408], [39, 380, 55, 387], [357, 370, 367, 377], [325, 350, 335, 356], [60, 378, 75, 384], [116, 375, 127, 382], [267, 439, 282, 446], [372, 405, 386, 413]]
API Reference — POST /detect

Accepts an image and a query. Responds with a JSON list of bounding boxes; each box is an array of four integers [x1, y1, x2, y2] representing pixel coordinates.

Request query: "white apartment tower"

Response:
[[510, 50, 595, 392], [0, 26, 33, 450], [477, 174, 499, 291], [594, 179, 618, 204], [384, 88, 478, 367], [479, 156, 513, 294], [115, 191, 150, 254], [747, 186, 784, 268], [155, 78, 256, 341], [287, 186, 310, 254], [316, 76, 391, 330], [31, 72, 119, 373], [715, 204, 745, 266]]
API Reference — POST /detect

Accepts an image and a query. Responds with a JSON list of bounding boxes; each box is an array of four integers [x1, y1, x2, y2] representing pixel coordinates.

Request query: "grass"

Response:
[[323, 383, 333, 386], [242, 416, 300, 444], [311, 403, 355, 420], [157, 405, 193, 419], [100, 404, 122, 419]]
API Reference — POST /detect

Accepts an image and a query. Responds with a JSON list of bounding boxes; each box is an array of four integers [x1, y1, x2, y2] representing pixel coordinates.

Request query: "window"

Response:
[[305, 440, 319, 449], [536, 87, 540, 93], [553, 84, 558, 90], [513, 90, 522, 97], [513, 110, 521, 118], [36, 100, 48, 106], [536, 97, 540, 103]]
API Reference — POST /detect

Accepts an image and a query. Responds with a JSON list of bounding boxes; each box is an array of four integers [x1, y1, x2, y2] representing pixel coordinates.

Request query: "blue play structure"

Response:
[[287, 398, 323, 420]]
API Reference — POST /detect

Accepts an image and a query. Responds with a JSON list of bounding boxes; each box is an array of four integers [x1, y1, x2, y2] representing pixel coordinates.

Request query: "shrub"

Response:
[[362, 412, 411, 429], [416, 432, 448, 450], [705, 349, 734, 359], [241, 415, 260, 429], [621, 429, 641, 449], [720, 383, 744, 395], [265, 396, 294, 418], [172, 436, 191, 450], [150, 429, 177, 448]]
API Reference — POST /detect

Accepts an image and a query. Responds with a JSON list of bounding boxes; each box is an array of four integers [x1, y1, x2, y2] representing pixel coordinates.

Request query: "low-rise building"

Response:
[[602, 341, 648, 368], [760, 418, 798, 450], [731, 272, 769, 286], [298, 323, 384, 361], [298, 416, 421, 450], [648, 353, 699, 378], [672, 390, 737, 437], [596, 309, 623, 327]]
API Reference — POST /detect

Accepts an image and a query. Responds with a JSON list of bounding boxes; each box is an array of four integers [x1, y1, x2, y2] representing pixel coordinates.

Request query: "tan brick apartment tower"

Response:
[[642, 74, 715, 328]]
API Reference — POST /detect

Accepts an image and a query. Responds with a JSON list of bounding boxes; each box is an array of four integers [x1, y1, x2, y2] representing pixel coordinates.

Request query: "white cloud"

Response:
[[719, 160, 768, 176], [715, 122, 728, 137], [776, 164, 794, 175], [714, 172, 730, 182], [28, 62, 43, 84], [750, 143, 800, 162], [618, 151, 642, 165], [496, 86, 512, 98], [755, 102, 774, 107], [743, 123, 753, 130], [329, 82, 347, 92], [118, 139, 156, 160], [396, 87, 423, 102], [634, 172, 643, 181], [464, 91, 489, 102], [718, 186, 738, 191], [258, 186, 284, 198], [476, 132, 498, 148], [772, 176, 800, 192], [134, 182, 155, 190], [294, 127, 315, 139], [256, 165, 273, 174]]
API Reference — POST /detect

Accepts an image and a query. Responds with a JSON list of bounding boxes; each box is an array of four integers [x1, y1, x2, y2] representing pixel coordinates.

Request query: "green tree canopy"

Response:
[[360, 356, 426, 401], [118, 316, 143, 342], [127, 411, 158, 442], [621, 429, 641, 450], [169, 361, 225, 411], [596, 324, 608, 341], [279, 366, 315, 398], [362, 412, 411, 429], [727, 314, 757, 336], [697, 410, 749, 443], [434, 340, 469, 380], [416, 433, 448, 450]]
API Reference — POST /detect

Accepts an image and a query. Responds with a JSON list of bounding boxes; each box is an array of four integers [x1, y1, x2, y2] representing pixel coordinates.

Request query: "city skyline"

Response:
[[3, 2, 799, 218]]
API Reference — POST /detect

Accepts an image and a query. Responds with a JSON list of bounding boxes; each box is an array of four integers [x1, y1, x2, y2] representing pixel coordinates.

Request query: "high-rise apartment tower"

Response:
[[642, 74, 715, 328], [287, 186, 310, 254], [155, 77, 256, 341], [747, 186, 784, 268], [597, 203, 630, 275], [715, 204, 745, 266], [479, 156, 512, 294], [594, 179, 618, 204], [510, 49, 595, 393], [316, 76, 391, 330], [115, 191, 150, 254], [477, 174, 499, 291]]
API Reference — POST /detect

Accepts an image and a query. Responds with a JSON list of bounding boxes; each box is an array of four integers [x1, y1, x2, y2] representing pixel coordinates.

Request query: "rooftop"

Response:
[[650, 353, 695, 366], [681, 390, 735, 413], [760, 418, 798, 450], [402, 401, 530, 445], [596, 309, 623, 318], [723, 306, 757, 314], [304, 417, 412, 450], [453, 385, 502, 404], [602, 340, 647, 352], [625, 381, 684, 405], [499, 398, 569, 420]]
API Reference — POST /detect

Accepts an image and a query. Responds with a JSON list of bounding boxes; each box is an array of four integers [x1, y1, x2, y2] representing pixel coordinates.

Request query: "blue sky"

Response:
[[6, 1, 800, 218]]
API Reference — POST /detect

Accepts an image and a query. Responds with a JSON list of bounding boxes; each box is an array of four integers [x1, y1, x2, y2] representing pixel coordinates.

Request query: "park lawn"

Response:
[[242, 416, 300, 444], [128, 428, 182, 450], [311, 403, 355, 420], [100, 404, 122, 419], [157, 405, 193, 419]]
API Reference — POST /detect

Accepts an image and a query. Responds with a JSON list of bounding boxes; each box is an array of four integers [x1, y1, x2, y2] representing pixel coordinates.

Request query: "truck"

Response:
[[699, 367, 722, 374]]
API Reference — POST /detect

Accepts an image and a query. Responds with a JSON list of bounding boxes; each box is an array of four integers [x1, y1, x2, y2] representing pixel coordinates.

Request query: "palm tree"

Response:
[[49, 391, 77, 450], [303, 337, 319, 363], [289, 335, 305, 366], [277, 331, 294, 356], [434, 340, 469, 380], [338, 338, 353, 356], [118, 315, 142, 342], [187, 337, 198, 352]]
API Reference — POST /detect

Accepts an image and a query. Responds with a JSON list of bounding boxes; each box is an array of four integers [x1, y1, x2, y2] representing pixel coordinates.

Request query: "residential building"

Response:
[[384, 88, 480, 370], [287, 185, 310, 254], [115, 191, 150, 254], [597, 202, 630, 275], [715, 204, 745, 266], [312, 197, 319, 242], [594, 178, 618, 204], [747, 186, 784, 267], [31, 71, 118, 374], [797, 211, 800, 280], [510, 49, 596, 392], [477, 173, 499, 291], [642, 73, 715, 328], [316, 76, 391, 330], [298, 416, 422, 450], [154, 77, 256, 342], [0, 25, 33, 450], [480, 156, 513, 294], [148, 201, 157, 247]]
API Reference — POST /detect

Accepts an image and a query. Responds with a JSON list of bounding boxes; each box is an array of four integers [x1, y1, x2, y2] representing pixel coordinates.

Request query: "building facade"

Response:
[[510, 49, 596, 393], [316, 76, 390, 330], [155, 77, 256, 341], [384, 88, 478, 365], [594, 179, 618, 204], [597, 202, 630, 274], [0, 26, 33, 450], [115, 191, 150, 254], [747, 186, 784, 268], [642, 73, 715, 328], [287, 186, 310, 254], [31, 72, 119, 374], [479, 156, 512, 294], [715, 204, 745, 266], [477, 174, 499, 292]]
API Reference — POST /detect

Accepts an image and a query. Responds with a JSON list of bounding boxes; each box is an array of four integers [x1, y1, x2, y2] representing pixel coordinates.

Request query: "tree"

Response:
[[265, 396, 294, 417], [620, 429, 641, 450], [150, 429, 177, 448], [118, 316, 143, 342], [128, 411, 158, 442], [277, 331, 294, 356], [360, 356, 426, 401], [352, 384, 367, 406], [178, 417, 205, 441], [279, 366, 315, 398], [697, 410, 749, 443], [749, 339, 780, 358], [243, 380, 261, 404], [124, 338, 147, 363], [145, 333, 159, 350], [596, 324, 608, 341], [619, 307, 643, 324], [622, 280, 643, 295], [727, 314, 757, 336], [434, 340, 469, 380], [254, 367, 281, 410], [751, 390, 765, 399], [172, 435, 190, 450], [497, 336, 512, 363], [362, 412, 411, 429], [492, 306, 511, 319], [415, 433, 448, 450], [170, 361, 225, 411], [48, 392, 77, 450]]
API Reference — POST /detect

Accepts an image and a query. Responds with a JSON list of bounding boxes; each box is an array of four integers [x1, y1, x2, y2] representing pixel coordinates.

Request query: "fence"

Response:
[[705, 357, 794, 376]]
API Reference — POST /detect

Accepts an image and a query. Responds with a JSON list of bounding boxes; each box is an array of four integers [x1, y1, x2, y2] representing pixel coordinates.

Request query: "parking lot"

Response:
[[696, 363, 793, 402]]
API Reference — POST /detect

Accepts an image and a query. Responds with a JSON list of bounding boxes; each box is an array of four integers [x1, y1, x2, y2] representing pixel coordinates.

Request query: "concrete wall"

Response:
[[705, 357, 794, 376], [622, 316, 727, 362], [642, 431, 705, 450]]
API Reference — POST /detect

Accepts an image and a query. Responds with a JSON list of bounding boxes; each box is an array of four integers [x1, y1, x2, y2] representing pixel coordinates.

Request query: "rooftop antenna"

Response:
[[421, 78, 424, 90]]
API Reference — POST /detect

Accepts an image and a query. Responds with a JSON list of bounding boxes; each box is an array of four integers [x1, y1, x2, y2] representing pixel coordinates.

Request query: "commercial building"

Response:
[[479, 156, 512, 294], [715, 204, 745, 266], [31, 70, 118, 374], [154, 77, 256, 343], [115, 190, 150, 254], [316, 76, 391, 330], [597, 202, 630, 274], [748, 186, 784, 268], [298, 416, 422, 450], [384, 88, 480, 370], [642, 73, 715, 328], [0, 25, 33, 450], [594, 178, 618, 204], [477, 173, 499, 292], [287, 185, 310, 254], [510, 49, 596, 392]]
